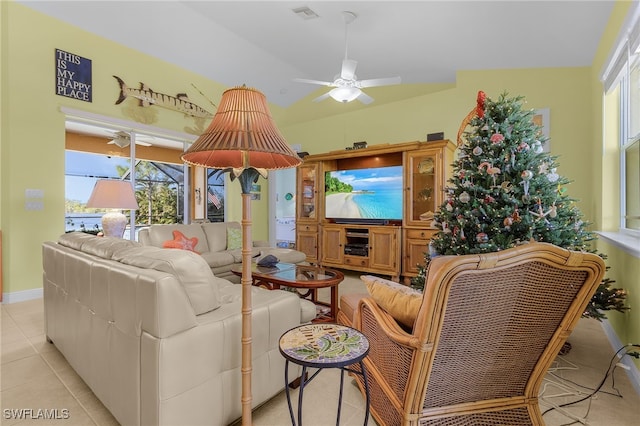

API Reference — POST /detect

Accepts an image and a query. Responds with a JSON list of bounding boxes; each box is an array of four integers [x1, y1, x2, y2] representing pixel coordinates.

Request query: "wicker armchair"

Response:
[[350, 242, 605, 426]]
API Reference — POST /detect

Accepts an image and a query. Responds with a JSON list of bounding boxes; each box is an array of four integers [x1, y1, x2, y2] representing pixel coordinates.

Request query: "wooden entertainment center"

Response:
[[295, 139, 456, 281]]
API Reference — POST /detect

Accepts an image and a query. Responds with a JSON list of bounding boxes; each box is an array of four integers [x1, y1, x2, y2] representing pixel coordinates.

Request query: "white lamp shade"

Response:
[[329, 86, 361, 103], [86, 180, 139, 210]]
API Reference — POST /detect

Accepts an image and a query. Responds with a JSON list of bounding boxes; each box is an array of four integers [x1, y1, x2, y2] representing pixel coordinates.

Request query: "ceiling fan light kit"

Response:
[[111, 135, 130, 148], [294, 10, 401, 105], [329, 86, 361, 103]]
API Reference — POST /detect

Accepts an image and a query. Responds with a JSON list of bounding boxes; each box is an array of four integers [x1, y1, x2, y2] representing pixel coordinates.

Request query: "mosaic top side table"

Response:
[[279, 323, 370, 426]]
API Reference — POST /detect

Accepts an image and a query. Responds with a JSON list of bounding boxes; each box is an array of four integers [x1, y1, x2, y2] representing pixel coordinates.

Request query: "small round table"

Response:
[[279, 323, 370, 426]]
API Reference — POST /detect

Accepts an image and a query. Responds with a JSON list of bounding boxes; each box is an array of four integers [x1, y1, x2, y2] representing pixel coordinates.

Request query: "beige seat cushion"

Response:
[[257, 248, 307, 264], [202, 222, 238, 253], [58, 231, 98, 250], [338, 292, 369, 327], [361, 275, 423, 328]]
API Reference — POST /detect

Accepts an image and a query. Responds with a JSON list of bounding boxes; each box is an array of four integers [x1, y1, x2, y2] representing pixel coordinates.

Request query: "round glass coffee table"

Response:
[[231, 263, 344, 322], [279, 323, 370, 426]]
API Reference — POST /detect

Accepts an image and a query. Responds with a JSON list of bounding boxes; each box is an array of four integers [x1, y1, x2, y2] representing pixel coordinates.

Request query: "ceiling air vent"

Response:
[[292, 6, 319, 20]]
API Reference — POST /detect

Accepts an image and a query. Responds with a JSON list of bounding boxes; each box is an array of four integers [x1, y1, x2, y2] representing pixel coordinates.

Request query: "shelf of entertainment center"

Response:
[[320, 223, 401, 279], [345, 231, 369, 238], [295, 139, 456, 281]]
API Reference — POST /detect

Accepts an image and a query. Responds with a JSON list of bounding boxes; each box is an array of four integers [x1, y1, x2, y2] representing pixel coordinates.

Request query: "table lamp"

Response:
[[182, 85, 301, 425], [86, 179, 139, 238]]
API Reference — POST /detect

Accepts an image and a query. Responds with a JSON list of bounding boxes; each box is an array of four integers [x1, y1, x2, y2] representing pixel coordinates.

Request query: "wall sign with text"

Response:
[[55, 49, 92, 102]]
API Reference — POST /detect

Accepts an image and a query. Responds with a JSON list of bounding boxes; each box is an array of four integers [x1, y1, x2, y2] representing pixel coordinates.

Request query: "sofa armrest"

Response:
[[138, 227, 151, 245]]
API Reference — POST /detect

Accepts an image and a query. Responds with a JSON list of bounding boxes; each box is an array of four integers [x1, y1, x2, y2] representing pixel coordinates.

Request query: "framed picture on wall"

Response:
[[533, 108, 550, 152]]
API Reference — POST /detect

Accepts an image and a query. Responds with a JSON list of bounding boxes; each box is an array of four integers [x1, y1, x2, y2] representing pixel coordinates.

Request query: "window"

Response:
[[624, 59, 640, 231], [602, 3, 640, 233], [65, 151, 187, 236], [207, 169, 225, 222]]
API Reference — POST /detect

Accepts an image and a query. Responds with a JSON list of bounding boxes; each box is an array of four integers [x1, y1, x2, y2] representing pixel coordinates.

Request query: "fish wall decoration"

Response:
[[113, 75, 213, 118]]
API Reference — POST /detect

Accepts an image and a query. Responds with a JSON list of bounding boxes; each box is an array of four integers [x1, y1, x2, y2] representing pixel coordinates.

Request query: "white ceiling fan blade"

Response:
[[358, 76, 402, 88], [135, 140, 152, 147], [294, 78, 334, 87], [341, 59, 358, 80], [357, 91, 374, 104], [312, 92, 332, 103], [108, 139, 130, 148]]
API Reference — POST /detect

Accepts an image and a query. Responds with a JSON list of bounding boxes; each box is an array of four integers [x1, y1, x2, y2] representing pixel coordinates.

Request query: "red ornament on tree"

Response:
[[476, 91, 486, 118]]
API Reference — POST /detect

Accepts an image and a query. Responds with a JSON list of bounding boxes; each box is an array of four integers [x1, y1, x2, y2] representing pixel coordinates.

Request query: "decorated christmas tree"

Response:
[[412, 91, 627, 319]]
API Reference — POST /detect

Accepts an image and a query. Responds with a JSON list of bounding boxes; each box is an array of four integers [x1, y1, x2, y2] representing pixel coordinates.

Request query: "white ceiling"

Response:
[[22, 0, 614, 109]]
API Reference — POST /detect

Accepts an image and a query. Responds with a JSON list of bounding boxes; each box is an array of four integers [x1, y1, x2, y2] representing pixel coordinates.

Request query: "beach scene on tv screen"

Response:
[[325, 166, 403, 219]]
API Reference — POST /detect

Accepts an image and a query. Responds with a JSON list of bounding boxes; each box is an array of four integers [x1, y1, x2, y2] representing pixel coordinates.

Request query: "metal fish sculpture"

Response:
[[113, 75, 213, 118]]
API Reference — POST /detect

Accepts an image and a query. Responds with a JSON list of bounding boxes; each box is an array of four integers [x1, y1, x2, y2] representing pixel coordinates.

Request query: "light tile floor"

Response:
[[2, 271, 639, 425]]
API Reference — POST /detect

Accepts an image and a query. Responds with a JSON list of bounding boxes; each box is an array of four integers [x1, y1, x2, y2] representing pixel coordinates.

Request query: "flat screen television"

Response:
[[325, 165, 403, 223]]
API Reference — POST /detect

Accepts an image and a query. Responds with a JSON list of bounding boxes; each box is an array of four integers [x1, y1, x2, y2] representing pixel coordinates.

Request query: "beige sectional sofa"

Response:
[[138, 222, 307, 282], [43, 232, 315, 426]]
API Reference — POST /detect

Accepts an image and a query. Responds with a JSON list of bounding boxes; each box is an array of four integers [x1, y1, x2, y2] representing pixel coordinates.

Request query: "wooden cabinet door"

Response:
[[321, 226, 344, 264], [403, 228, 437, 276], [369, 227, 399, 271], [404, 238, 429, 276], [297, 226, 318, 263]]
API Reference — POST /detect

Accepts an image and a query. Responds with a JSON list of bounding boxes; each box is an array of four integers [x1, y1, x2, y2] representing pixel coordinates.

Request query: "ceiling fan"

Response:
[[294, 11, 401, 105], [107, 131, 152, 148]]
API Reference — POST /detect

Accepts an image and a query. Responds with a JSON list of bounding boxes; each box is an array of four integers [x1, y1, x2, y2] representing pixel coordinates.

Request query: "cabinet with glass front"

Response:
[[296, 163, 320, 262], [296, 163, 318, 223], [402, 141, 456, 282]]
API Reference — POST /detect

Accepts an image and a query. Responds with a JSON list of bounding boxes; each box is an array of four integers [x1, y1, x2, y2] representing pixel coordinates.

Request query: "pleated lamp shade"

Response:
[[181, 85, 301, 170], [86, 180, 138, 238]]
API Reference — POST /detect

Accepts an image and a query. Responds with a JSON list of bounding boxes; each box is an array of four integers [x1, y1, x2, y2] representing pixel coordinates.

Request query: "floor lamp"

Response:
[[181, 85, 301, 425]]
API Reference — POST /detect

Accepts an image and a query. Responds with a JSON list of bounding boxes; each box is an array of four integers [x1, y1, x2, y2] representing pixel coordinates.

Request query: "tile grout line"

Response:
[[2, 304, 102, 426]]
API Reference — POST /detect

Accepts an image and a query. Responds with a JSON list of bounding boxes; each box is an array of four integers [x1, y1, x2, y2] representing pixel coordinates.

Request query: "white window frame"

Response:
[[599, 2, 640, 257], [620, 57, 640, 235]]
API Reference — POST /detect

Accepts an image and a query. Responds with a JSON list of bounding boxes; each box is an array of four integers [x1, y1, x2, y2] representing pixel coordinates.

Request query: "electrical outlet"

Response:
[[25, 201, 44, 211]]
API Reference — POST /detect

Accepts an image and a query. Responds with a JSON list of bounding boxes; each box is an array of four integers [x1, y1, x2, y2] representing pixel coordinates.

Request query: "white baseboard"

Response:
[[2, 288, 43, 304], [600, 319, 640, 396]]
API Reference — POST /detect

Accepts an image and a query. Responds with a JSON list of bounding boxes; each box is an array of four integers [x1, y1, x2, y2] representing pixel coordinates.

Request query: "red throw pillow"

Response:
[[162, 230, 199, 253]]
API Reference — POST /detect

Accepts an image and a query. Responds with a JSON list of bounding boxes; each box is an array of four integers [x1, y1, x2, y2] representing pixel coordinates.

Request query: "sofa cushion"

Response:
[[147, 224, 209, 254], [58, 232, 141, 259], [199, 251, 237, 268], [226, 227, 242, 250], [361, 275, 423, 328], [258, 248, 307, 264], [112, 246, 221, 315], [79, 236, 141, 259], [162, 230, 200, 253], [202, 222, 238, 253], [58, 231, 97, 250]]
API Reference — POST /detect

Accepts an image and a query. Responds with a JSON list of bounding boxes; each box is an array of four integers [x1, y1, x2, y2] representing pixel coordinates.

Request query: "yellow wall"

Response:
[[0, 3, 267, 297], [1, 1, 638, 368], [282, 67, 594, 221]]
